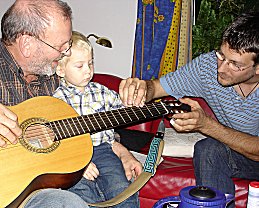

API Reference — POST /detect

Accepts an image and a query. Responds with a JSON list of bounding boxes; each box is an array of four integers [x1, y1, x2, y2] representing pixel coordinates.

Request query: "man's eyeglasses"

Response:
[[215, 50, 254, 72], [33, 36, 73, 54]]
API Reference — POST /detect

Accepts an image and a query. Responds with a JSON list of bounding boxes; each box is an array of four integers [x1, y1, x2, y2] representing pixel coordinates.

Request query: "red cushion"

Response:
[[92, 73, 121, 92], [139, 156, 250, 208]]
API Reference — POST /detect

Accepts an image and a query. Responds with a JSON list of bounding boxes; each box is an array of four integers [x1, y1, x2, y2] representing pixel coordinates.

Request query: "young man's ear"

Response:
[[56, 65, 65, 77]]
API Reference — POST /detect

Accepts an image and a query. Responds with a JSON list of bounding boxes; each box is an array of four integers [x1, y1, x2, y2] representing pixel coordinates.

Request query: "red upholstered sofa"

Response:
[[92, 73, 250, 208]]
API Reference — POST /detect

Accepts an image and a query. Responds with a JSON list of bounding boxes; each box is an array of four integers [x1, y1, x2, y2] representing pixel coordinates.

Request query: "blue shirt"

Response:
[[160, 51, 259, 136], [53, 78, 124, 146]]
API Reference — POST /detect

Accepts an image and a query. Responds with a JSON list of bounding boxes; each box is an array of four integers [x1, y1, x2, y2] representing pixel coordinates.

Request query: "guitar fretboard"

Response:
[[46, 102, 169, 141]]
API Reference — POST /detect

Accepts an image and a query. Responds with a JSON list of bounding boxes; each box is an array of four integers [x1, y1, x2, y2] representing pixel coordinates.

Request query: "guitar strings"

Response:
[[21, 104, 164, 143], [19, 101, 184, 145]]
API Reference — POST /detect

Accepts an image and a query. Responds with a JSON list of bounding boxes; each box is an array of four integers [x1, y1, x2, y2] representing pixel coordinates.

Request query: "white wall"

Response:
[[0, 0, 137, 78]]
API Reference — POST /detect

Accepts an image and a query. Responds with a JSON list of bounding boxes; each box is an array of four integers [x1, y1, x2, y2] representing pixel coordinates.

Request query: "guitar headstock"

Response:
[[162, 99, 191, 115]]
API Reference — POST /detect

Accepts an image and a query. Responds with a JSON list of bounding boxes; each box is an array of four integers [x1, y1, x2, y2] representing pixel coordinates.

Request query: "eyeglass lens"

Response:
[[215, 51, 253, 72]]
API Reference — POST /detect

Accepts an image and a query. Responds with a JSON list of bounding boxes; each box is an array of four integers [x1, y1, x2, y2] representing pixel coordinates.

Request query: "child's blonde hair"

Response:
[[58, 30, 93, 67]]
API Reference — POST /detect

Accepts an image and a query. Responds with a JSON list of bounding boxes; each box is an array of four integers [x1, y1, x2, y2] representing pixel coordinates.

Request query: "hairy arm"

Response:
[[172, 98, 259, 161], [145, 79, 168, 101], [201, 117, 259, 161]]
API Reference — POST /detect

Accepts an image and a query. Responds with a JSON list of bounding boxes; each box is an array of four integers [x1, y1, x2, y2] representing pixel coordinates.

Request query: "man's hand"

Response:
[[170, 98, 259, 161], [119, 78, 147, 107], [83, 162, 100, 181], [0, 104, 22, 147], [112, 141, 143, 180], [170, 98, 212, 133]]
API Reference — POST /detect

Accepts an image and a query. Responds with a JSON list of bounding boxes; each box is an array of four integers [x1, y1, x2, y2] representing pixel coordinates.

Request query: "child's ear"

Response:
[[56, 65, 65, 77]]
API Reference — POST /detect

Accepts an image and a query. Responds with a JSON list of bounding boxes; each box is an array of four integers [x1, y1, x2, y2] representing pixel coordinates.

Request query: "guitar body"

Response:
[[0, 96, 93, 208], [0, 95, 190, 207]]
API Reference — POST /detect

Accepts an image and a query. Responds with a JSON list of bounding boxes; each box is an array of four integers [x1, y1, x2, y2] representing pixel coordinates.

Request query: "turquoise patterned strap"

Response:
[[144, 119, 165, 175], [144, 137, 163, 175]]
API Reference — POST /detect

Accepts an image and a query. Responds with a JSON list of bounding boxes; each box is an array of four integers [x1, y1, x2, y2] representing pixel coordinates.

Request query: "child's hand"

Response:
[[83, 162, 99, 181]]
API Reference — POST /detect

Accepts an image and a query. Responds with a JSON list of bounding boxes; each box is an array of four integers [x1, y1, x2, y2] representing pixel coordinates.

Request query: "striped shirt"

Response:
[[53, 78, 124, 146], [0, 41, 59, 106], [160, 51, 259, 136]]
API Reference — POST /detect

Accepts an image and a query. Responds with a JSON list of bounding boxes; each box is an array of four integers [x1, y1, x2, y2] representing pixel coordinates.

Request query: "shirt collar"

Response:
[[60, 77, 89, 95]]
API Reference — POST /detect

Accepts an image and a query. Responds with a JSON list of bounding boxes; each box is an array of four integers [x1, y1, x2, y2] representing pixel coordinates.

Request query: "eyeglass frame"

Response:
[[215, 50, 255, 72], [32, 35, 73, 54]]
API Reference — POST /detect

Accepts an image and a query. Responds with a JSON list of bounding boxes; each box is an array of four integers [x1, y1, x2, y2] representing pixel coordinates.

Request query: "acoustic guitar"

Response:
[[0, 96, 190, 208]]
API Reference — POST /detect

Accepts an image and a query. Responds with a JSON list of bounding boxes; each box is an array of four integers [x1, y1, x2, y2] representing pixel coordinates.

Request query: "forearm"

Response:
[[112, 141, 133, 159], [201, 117, 259, 161], [146, 79, 168, 102]]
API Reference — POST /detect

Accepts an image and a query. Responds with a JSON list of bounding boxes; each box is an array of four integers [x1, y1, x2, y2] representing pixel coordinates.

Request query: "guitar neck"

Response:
[[47, 101, 169, 141]]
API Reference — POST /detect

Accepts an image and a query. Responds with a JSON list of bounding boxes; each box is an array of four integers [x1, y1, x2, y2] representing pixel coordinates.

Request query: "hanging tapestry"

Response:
[[132, 0, 193, 80]]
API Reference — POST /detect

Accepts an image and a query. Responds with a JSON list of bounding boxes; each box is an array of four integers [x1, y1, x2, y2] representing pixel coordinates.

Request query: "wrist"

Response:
[[201, 116, 221, 136], [146, 80, 155, 102]]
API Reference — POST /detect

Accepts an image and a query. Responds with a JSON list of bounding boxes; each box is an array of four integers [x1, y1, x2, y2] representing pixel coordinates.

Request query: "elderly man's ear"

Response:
[[56, 65, 65, 77]]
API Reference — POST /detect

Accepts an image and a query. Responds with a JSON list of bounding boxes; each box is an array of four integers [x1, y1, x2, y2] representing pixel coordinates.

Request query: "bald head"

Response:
[[1, 0, 72, 45]]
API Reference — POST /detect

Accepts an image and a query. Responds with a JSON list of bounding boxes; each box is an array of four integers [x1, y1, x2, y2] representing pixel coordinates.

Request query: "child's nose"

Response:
[[83, 64, 91, 73]]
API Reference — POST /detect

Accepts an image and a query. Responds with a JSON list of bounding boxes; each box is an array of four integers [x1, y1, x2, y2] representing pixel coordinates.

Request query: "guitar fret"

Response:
[[48, 122, 62, 141], [71, 117, 81, 135], [151, 103, 162, 115], [96, 113, 107, 128], [145, 105, 154, 117], [103, 111, 113, 127], [62, 119, 74, 137], [136, 107, 147, 119], [78, 117, 91, 133], [129, 107, 139, 120], [86, 115, 96, 131], [61, 119, 72, 137], [55, 120, 66, 139], [114, 110, 127, 124], [65, 118, 76, 136], [109, 111, 120, 125], [140, 106, 150, 118], [120, 108, 134, 123], [92, 114, 102, 129], [122, 108, 133, 122], [72, 117, 86, 135], [116, 109, 126, 123]]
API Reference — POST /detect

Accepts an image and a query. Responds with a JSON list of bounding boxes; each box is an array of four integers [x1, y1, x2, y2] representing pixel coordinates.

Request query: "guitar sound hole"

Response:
[[24, 124, 55, 148], [19, 119, 60, 153]]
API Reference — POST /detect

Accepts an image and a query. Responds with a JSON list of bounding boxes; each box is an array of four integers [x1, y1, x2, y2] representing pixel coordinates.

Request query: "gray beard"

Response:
[[29, 48, 56, 76], [28, 60, 55, 76]]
